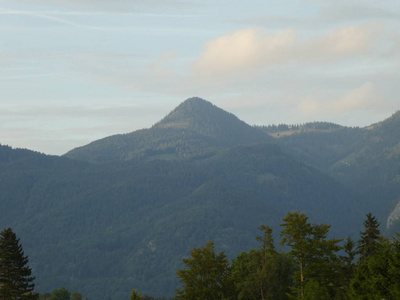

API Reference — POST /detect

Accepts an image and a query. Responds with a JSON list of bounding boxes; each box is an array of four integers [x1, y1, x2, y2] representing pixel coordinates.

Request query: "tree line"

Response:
[[2, 211, 399, 300], [172, 211, 399, 300]]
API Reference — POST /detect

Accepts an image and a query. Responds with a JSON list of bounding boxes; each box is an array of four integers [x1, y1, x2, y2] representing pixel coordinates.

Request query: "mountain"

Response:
[[263, 111, 400, 229], [0, 142, 362, 299], [1, 98, 399, 299], [64, 97, 272, 163], [153, 97, 271, 146]]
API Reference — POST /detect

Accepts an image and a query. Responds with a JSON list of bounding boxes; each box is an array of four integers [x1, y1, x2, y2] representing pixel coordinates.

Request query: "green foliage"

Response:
[[50, 287, 70, 300], [39, 289, 85, 300], [280, 212, 342, 299], [357, 213, 382, 260], [176, 212, 400, 300], [231, 226, 294, 300], [130, 288, 142, 300], [350, 239, 391, 299], [0, 141, 360, 298], [303, 279, 330, 300], [349, 216, 398, 299], [176, 242, 234, 300], [70, 292, 82, 300], [0, 227, 38, 300]]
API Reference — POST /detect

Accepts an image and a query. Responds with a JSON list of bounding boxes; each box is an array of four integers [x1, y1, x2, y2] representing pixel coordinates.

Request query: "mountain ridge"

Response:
[[1, 98, 400, 299], [64, 97, 272, 163]]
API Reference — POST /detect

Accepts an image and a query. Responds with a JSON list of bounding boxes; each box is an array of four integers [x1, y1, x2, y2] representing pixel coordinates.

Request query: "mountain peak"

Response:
[[152, 97, 271, 146], [64, 97, 272, 162], [153, 97, 225, 129]]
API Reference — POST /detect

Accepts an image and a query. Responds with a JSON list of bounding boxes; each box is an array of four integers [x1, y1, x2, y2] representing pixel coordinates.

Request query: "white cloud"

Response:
[[193, 29, 296, 75], [309, 25, 376, 57], [296, 83, 377, 116], [192, 24, 377, 78]]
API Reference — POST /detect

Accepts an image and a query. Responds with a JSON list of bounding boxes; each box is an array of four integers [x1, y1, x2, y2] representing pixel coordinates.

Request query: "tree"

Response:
[[129, 289, 142, 300], [69, 293, 82, 300], [232, 225, 293, 300], [232, 248, 293, 300], [387, 233, 400, 298], [357, 213, 382, 260], [255, 225, 277, 300], [0, 227, 37, 300], [50, 288, 70, 300], [342, 236, 356, 268], [337, 236, 357, 298], [349, 238, 391, 299], [176, 241, 233, 300], [280, 212, 342, 299]]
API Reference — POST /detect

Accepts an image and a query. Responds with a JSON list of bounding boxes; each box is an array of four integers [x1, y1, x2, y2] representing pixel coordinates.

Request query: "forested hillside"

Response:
[[64, 97, 271, 163], [1, 98, 399, 299], [262, 111, 400, 228]]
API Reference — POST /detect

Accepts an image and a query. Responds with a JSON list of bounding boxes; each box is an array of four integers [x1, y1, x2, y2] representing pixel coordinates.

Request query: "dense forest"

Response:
[[2, 211, 397, 300], [1, 98, 400, 299]]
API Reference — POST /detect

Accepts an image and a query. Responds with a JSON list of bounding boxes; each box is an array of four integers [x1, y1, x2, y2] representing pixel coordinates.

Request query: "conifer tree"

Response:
[[357, 213, 381, 260], [0, 228, 37, 300], [129, 288, 141, 300]]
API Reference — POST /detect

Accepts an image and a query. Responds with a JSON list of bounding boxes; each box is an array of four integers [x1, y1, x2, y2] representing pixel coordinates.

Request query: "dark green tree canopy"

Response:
[[280, 212, 342, 299], [357, 213, 382, 260], [176, 241, 233, 300], [232, 225, 293, 300], [130, 288, 142, 300], [50, 287, 70, 300], [0, 227, 37, 300]]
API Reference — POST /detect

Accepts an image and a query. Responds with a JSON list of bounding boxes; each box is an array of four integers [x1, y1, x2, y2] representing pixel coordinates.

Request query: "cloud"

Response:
[[192, 24, 377, 78], [297, 83, 377, 116], [303, 24, 378, 61], [193, 28, 296, 75]]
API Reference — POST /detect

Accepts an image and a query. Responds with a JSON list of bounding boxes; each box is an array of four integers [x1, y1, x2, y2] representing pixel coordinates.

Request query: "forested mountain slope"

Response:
[[262, 112, 400, 228], [0, 143, 362, 298], [1, 98, 399, 299], [64, 97, 272, 163]]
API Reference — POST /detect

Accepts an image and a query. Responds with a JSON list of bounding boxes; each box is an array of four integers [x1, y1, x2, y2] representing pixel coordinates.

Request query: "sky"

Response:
[[1, 0, 400, 155]]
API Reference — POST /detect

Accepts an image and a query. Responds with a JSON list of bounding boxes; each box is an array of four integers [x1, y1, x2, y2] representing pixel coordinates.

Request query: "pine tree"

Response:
[[357, 213, 382, 260], [0, 228, 37, 300], [129, 289, 142, 300]]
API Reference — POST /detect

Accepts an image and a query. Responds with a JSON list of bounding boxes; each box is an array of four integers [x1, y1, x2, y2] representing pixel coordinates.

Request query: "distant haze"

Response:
[[1, 0, 400, 155]]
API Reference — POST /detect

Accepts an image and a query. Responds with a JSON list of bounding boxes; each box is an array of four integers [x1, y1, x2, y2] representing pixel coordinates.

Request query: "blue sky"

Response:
[[1, 0, 400, 155]]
